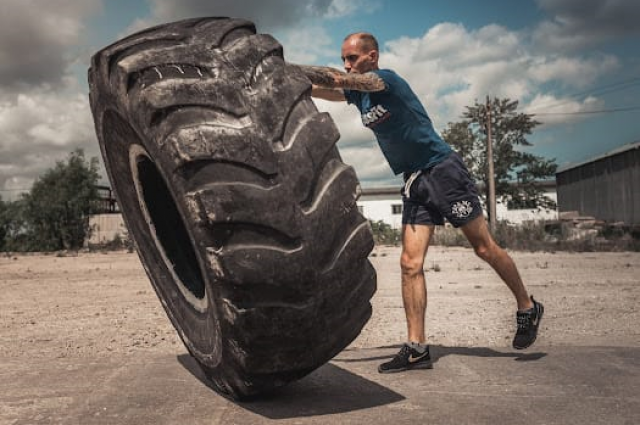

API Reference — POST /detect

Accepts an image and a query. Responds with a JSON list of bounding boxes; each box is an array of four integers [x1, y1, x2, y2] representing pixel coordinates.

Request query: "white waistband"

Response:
[[403, 170, 422, 198]]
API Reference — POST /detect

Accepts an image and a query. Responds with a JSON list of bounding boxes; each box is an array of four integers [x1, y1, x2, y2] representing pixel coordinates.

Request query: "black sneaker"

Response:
[[378, 344, 433, 373], [513, 296, 544, 349]]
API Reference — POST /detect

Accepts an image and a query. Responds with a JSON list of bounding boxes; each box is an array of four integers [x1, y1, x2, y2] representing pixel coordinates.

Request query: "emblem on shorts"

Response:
[[451, 200, 473, 219]]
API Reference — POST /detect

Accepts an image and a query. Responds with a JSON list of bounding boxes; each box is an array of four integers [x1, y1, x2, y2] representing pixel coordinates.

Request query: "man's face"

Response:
[[341, 37, 378, 74]]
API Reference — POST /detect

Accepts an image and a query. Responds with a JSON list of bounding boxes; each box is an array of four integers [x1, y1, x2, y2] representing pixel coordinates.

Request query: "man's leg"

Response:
[[459, 215, 533, 310], [428, 153, 542, 348], [460, 214, 544, 349], [400, 223, 434, 343], [378, 223, 435, 373]]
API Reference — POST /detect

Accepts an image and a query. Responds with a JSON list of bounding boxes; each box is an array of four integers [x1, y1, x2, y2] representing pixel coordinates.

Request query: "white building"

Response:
[[88, 181, 558, 246], [358, 181, 557, 229], [357, 187, 404, 229], [87, 213, 128, 245]]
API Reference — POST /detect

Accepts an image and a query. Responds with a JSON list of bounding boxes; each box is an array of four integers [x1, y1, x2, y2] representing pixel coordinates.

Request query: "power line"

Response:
[[526, 76, 640, 113], [531, 105, 640, 116], [562, 77, 640, 101]]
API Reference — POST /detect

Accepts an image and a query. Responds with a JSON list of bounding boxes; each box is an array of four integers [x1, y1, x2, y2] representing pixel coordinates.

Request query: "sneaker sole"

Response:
[[513, 302, 545, 350], [378, 361, 434, 374]]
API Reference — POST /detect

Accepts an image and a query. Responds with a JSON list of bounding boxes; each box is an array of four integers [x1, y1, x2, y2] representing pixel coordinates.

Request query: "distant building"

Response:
[[88, 185, 124, 245], [93, 185, 119, 214], [91, 179, 559, 244], [556, 141, 640, 225], [357, 187, 405, 229], [495, 180, 557, 225], [88, 213, 127, 245], [358, 181, 557, 229]]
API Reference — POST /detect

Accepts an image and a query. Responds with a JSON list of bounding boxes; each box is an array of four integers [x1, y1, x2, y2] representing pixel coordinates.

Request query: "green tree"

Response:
[[442, 97, 557, 217], [0, 199, 30, 252], [0, 197, 7, 251], [21, 149, 101, 251]]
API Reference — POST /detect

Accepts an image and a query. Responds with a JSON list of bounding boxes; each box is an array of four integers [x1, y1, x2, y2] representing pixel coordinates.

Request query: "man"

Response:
[[295, 32, 544, 374]]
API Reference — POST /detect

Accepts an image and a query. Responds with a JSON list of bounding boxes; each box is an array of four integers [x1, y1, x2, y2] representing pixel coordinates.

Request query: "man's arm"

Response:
[[311, 85, 347, 101], [289, 64, 386, 101]]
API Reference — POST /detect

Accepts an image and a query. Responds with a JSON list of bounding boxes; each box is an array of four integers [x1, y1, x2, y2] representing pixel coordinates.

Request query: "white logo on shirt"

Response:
[[362, 105, 390, 127]]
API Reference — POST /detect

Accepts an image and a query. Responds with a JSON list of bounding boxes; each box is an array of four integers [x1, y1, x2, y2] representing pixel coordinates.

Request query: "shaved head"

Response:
[[344, 32, 379, 52], [341, 31, 380, 73]]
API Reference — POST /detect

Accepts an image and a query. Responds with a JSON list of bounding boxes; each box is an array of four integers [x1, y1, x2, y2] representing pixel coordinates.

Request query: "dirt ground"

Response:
[[1, 246, 639, 362]]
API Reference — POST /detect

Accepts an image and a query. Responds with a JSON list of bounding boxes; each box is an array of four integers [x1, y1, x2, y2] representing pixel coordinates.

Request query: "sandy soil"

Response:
[[1, 246, 639, 362]]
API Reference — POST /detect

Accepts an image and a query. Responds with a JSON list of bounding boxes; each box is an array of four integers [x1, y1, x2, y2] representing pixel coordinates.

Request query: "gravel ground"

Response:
[[1, 246, 639, 362]]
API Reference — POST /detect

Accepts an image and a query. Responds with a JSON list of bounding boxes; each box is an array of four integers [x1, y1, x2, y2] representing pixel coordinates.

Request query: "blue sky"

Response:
[[1, 0, 639, 199]]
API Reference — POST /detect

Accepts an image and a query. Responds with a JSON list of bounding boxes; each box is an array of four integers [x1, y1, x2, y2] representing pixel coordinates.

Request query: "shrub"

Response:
[[369, 220, 401, 246]]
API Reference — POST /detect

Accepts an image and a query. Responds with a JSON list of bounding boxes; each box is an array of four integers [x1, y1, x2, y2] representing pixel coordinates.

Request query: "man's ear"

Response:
[[369, 50, 379, 62]]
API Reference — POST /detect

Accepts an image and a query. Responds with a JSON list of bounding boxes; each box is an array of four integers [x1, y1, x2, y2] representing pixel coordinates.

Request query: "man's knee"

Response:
[[472, 243, 487, 259], [473, 241, 503, 263], [400, 253, 424, 278]]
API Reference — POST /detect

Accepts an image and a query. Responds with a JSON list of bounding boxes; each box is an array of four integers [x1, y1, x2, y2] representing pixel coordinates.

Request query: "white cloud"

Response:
[[325, 0, 382, 19], [279, 26, 335, 64], [0, 85, 99, 196], [527, 55, 619, 88], [306, 21, 625, 185], [340, 146, 399, 185], [0, 0, 382, 199], [524, 94, 606, 127], [382, 23, 620, 124], [312, 99, 400, 185], [124, 0, 374, 64], [0, 1, 103, 197], [129, 0, 335, 34], [410, 23, 522, 67], [0, 0, 634, 193], [379, 24, 535, 127], [0, 89, 93, 148]]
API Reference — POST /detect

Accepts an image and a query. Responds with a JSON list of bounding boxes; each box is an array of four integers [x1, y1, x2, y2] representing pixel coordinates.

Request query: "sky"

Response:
[[1, 0, 639, 200]]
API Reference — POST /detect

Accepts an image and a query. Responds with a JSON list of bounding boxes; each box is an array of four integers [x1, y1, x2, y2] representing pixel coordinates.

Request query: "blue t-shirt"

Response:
[[344, 69, 452, 175]]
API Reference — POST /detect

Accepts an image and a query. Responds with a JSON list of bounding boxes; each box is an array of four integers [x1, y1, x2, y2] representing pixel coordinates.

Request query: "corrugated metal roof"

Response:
[[556, 140, 640, 173]]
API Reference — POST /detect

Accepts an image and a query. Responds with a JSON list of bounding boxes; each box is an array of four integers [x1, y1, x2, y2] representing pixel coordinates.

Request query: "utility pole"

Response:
[[486, 96, 496, 232]]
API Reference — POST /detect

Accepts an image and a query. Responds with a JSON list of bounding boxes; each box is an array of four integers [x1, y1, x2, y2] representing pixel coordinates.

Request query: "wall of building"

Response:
[[88, 214, 127, 245], [557, 142, 640, 225], [496, 191, 558, 225], [357, 198, 404, 229], [358, 186, 557, 229], [91, 182, 559, 241]]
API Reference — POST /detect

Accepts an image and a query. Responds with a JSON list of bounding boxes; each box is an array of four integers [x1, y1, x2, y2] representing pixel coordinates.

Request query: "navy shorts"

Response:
[[401, 152, 483, 228]]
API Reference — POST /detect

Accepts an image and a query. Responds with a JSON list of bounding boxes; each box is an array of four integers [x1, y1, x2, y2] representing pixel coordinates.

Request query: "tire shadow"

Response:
[[177, 354, 405, 419]]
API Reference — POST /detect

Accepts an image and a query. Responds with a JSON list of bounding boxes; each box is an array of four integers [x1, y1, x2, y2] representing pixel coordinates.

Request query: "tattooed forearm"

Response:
[[290, 64, 385, 92], [292, 64, 340, 87], [341, 72, 386, 92]]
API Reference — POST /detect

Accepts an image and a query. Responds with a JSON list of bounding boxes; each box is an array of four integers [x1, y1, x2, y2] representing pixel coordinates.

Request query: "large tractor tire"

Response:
[[88, 17, 376, 399]]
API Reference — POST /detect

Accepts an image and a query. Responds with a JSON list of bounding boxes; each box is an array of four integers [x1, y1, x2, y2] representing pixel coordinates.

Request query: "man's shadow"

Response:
[[335, 344, 548, 364], [177, 354, 405, 419]]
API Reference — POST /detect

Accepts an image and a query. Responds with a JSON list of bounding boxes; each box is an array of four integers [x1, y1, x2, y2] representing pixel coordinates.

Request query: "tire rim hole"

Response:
[[137, 156, 206, 300]]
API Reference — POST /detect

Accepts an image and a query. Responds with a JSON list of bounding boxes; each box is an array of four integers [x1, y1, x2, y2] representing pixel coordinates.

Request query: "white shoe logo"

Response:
[[532, 311, 539, 326], [408, 352, 428, 363]]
